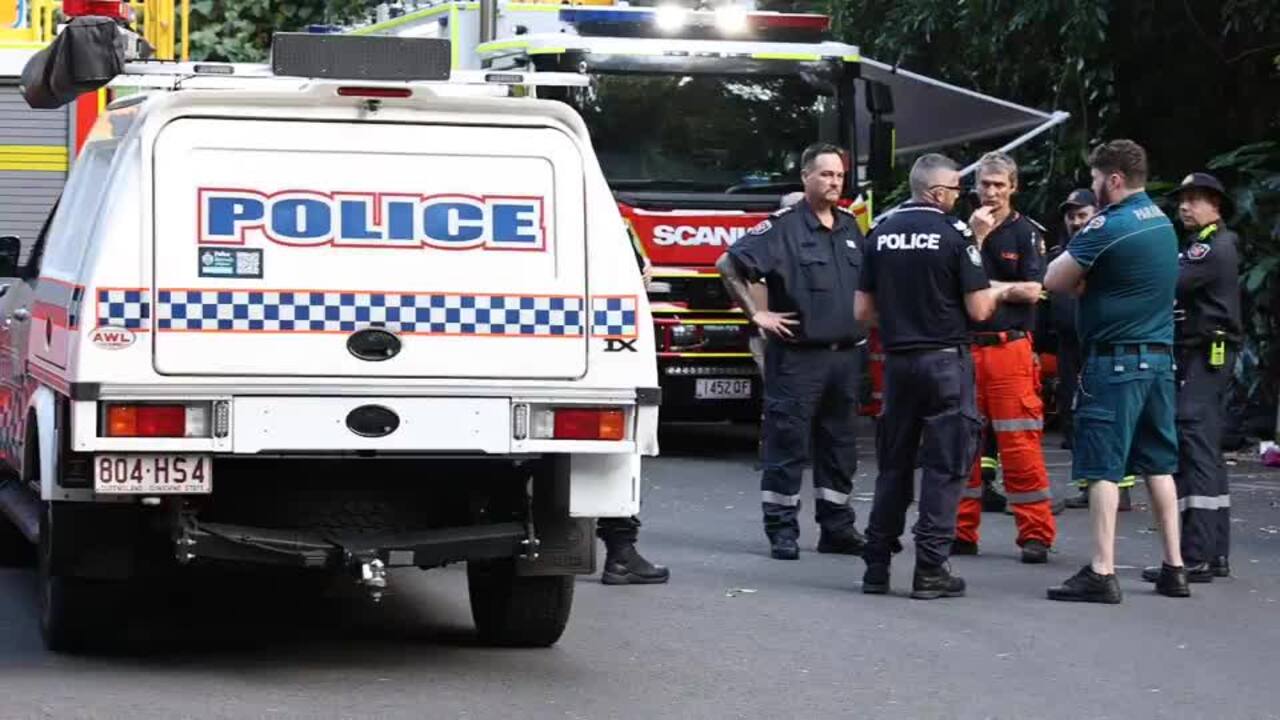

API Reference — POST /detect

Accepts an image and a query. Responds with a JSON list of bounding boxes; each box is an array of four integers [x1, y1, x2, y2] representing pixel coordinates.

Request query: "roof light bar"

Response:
[[557, 6, 831, 39]]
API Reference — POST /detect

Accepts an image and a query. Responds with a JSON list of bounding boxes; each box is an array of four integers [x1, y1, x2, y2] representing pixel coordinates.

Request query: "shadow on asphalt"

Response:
[[657, 422, 759, 460]]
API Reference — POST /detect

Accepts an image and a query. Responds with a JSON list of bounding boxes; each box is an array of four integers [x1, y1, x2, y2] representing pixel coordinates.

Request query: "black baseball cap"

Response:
[[1169, 172, 1232, 211], [1058, 188, 1097, 214]]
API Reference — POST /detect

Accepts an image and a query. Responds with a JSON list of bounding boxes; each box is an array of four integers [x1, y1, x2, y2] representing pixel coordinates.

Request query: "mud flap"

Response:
[[517, 457, 595, 576]]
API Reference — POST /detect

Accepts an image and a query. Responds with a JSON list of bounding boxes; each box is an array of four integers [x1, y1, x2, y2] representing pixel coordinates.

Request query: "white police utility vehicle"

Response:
[[0, 25, 658, 652]]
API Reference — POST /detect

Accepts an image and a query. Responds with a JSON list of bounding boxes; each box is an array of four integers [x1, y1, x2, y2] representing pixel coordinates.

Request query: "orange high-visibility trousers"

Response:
[[956, 335, 1056, 547]]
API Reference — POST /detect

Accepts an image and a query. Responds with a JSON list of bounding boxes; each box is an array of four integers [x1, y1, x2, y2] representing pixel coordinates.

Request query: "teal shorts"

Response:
[[1072, 348, 1178, 483]]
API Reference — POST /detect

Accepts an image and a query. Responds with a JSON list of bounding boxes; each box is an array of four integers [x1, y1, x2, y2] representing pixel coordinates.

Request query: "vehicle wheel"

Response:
[[467, 559, 573, 647], [38, 503, 127, 653]]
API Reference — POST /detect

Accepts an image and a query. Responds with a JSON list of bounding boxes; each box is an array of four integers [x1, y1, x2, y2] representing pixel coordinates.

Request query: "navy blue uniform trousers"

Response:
[[865, 347, 981, 567], [760, 341, 861, 539], [1175, 346, 1235, 563]]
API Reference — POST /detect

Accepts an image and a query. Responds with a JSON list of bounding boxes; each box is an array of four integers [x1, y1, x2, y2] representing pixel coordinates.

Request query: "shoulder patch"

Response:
[[966, 245, 983, 267], [1081, 215, 1107, 233], [747, 219, 773, 236], [1186, 242, 1211, 261], [952, 219, 974, 238]]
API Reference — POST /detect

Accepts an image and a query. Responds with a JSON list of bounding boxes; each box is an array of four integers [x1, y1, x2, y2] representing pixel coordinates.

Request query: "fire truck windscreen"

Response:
[[546, 71, 839, 193]]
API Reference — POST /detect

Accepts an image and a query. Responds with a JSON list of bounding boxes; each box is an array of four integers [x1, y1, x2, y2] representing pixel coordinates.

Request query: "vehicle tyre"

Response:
[[467, 558, 573, 647], [38, 503, 128, 653]]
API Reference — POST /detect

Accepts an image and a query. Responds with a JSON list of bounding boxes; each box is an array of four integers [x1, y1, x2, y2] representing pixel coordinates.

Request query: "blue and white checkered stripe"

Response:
[[97, 289, 151, 330], [591, 296, 638, 338], [155, 290, 585, 336]]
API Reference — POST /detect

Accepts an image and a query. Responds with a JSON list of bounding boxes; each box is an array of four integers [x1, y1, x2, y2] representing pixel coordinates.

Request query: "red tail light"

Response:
[[553, 409, 626, 441], [105, 404, 209, 438], [62, 0, 131, 20]]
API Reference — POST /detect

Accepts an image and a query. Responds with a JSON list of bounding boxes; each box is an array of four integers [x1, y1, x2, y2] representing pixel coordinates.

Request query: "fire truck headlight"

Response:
[[714, 5, 749, 34], [654, 5, 688, 31]]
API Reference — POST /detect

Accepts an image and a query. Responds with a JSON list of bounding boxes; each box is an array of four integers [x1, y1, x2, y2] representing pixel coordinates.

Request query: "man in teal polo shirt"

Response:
[[1043, 139, 1190, 603]]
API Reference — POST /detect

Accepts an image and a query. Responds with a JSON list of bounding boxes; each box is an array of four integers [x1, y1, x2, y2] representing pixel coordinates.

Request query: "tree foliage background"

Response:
[[189, 0, 1280, 435]]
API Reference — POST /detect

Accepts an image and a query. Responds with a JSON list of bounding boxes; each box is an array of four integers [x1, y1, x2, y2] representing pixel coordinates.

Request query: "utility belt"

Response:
[[970, 329, 1029, 347], [783, 338, 867, 352], [887, 345, 967, 357]]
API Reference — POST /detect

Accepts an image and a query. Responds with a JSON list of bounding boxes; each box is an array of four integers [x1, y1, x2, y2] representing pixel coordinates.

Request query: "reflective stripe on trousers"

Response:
[[815, 488, 850, 505], [1179, 494, 1231, 511], [762, 491, 801, 507]]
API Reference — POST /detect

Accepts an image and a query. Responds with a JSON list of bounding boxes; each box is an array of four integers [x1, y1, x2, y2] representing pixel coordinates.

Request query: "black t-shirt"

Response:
[[860, 201, 990, 352], [728, 199, 866, 345], [972, 212, 1045, 333]]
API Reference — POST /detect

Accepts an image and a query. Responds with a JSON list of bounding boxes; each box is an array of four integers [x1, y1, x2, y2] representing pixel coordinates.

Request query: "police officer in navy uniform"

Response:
[[717, 143, 867, 560], [856, 153, 1011, 599], [1142, 172, 1243, 584]]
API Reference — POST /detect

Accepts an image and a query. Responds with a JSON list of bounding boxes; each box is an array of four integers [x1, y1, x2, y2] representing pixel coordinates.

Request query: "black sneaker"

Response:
[[1021, 540, 1050, 564], [1211, 555, 1231, 578], [1142, 562, 1212, 584], [1047, 565, 1122, 604], [601, 545, 671, 585], [1064, 488, 1089, 509], [817, 526, 866, 555], [862, 563, 890, 595], [911, 563, 965, 600], [951, 539, 979, 556], [770, 536, 799, 560]]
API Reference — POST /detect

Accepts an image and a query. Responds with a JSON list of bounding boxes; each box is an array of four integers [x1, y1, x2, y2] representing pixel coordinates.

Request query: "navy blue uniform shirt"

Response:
[[728, 199, 866, 345], [860, 201, 990, 352], [972, 212, 1045, 333]]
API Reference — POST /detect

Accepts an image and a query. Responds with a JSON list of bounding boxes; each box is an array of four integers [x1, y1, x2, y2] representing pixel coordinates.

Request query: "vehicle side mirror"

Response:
[[867, 119, 896, 187], [865, 80, 894, 116], [0, 236, 22, 278]]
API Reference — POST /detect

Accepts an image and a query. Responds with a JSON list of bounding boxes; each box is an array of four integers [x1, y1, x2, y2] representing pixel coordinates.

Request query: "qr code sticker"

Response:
[[234, 249, 263, 278]]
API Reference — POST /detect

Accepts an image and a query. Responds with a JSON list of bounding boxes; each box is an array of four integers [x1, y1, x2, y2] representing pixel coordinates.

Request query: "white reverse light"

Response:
[[714, 4, 749, 34], [654, 4, 688, 31]]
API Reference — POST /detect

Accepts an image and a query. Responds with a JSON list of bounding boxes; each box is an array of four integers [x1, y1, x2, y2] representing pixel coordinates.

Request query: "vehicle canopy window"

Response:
[[38, 140, 120, 276]]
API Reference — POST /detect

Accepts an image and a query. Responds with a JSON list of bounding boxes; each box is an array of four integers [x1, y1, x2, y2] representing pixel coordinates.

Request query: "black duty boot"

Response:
[[601, 544, 670, 585], [769, 536, 799, 560], [1047, 565, 1122, 604], [1142, 562, 1212, 584], [817, 526, 866, 555], [862, 562, 890, 595], [1152, 563, 1191, 598], [981, 483, 1007, 513], [1064, 487, 1089, 509], [951, 539, 979, 556], [1020, 540, 1050, 564], [911, 563, 965, 600], [1211, 556, 1231, 578]]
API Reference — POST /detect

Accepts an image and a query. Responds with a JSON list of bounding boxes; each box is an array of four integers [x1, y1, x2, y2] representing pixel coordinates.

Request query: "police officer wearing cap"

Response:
[[856, 153, 1008, 599], [1142, 172, 1243, 585], [717, 143, 867, 561]]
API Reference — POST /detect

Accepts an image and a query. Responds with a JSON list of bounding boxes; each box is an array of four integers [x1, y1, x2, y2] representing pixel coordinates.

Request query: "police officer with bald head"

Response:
[[856, 153, 1015, 600]]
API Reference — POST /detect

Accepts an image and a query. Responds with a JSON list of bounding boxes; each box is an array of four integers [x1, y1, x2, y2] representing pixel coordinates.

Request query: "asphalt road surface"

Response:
[[1, 424, 1279, 720]]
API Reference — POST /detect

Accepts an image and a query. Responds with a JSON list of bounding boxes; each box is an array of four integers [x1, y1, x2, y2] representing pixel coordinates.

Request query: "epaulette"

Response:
[[1024, 216, 1048, 234], [770, 206, 797, 218], [836, 205, 855, 215]]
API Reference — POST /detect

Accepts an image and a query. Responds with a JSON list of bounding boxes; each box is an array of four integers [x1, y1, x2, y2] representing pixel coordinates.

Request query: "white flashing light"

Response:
[[654, 4, 688, 32], [714, 5, 749, 34]]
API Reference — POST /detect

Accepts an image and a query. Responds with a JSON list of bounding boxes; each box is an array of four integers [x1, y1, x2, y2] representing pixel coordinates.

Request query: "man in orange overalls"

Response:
[[953, 152, 1057, 564]]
